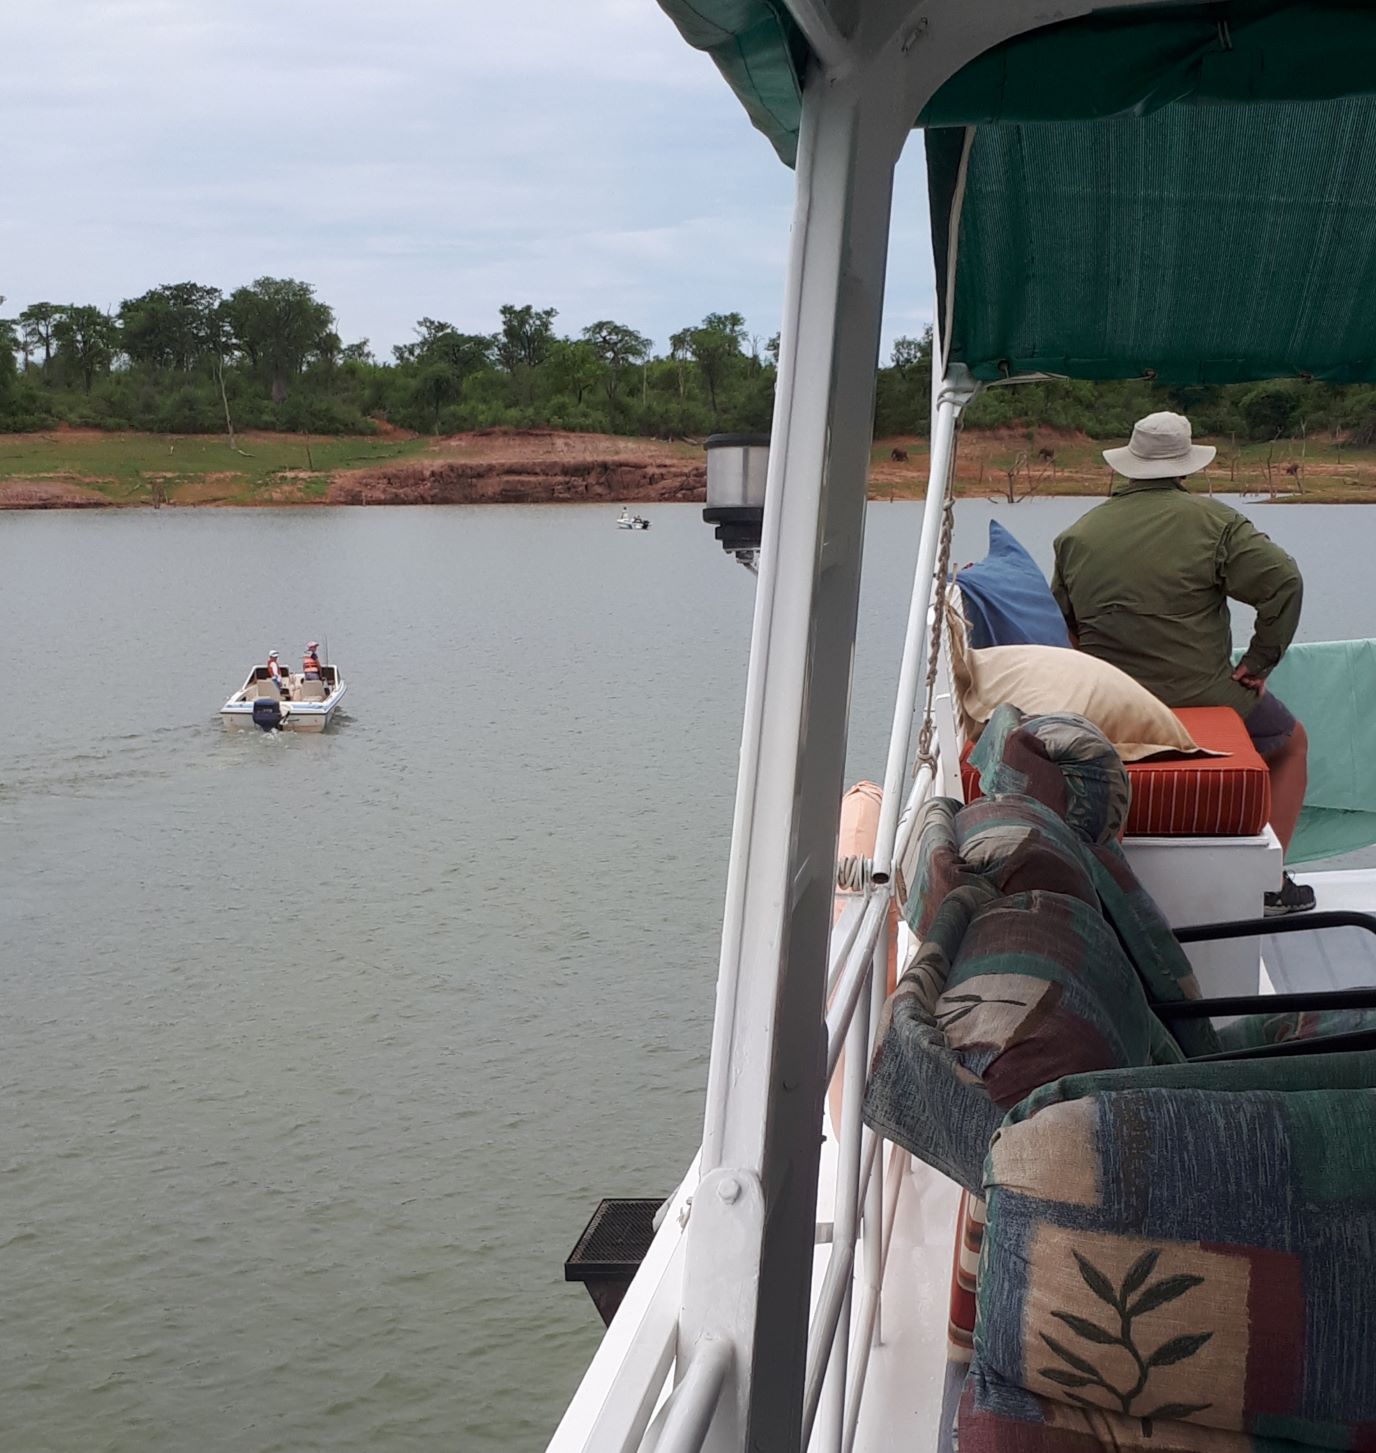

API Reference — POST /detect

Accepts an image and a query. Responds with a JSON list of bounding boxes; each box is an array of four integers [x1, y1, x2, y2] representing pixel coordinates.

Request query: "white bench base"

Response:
[[1123, 828, 1283, 999]]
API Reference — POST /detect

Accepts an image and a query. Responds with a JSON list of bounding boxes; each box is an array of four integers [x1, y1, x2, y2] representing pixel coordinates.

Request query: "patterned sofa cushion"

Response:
[[969, 706, 1132, 846], [957, 1364, 1275, 1452], [967, 1080, 1376, 1450], [968, 706, 1222, 1058], [864, 876, 1161, 1191], [949, 1190, 987, 1363], [907, 794, 1100, 941]]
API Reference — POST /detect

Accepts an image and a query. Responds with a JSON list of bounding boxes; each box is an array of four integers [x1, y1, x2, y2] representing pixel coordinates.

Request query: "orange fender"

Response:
[[829, 781, 900, 1135]]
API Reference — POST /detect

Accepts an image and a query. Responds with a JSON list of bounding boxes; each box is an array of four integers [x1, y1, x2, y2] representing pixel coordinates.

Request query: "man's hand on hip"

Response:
[[1232, 662, 1267, 695]]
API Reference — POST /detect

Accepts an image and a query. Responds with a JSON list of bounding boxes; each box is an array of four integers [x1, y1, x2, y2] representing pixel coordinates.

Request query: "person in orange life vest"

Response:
[[265, 649, 292, 699], [303, 642, 322, 679]]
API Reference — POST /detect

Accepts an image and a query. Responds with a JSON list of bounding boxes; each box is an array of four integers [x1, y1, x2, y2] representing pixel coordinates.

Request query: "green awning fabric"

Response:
[[923, 4, 1376, 385], [655, 1, 808, 164], [930, 95, 1376, 384], [658, 1, 1376, 384], [919, 3, 1376, 128], [656, 2, 1376, 165]]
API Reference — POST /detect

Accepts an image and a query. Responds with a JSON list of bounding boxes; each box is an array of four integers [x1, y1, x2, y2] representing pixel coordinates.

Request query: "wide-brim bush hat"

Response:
[[1103, 411, 1216, 479]]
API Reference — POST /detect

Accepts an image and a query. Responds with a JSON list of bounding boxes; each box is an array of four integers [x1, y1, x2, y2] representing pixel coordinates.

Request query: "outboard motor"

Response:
[[252, 697, 285, 731]]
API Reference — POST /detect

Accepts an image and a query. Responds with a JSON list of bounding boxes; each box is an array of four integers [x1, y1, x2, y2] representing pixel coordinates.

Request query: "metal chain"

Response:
[[914, 422, 961, 776]]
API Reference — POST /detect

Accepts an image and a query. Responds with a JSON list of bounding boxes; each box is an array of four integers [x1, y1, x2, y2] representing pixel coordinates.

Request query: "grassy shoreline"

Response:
[[4, 427, 1376, 507], [0, 430, 430, 508]]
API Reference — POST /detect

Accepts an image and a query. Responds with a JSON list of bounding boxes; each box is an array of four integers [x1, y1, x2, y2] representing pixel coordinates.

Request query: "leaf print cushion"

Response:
[[963, 1084, 1376, 1449]]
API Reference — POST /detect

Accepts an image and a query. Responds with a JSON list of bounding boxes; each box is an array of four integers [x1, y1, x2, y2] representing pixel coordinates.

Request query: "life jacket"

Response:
[[267, 659, 283, 679], [303, 653, 321, 675]]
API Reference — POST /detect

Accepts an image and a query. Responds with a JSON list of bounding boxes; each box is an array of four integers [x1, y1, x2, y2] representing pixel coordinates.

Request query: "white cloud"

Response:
[[1, 0, 933, 358]]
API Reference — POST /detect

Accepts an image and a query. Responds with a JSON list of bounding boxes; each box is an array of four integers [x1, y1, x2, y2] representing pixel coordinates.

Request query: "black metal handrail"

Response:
[[1173, 909, 1376, 945], [1153, 909, 1376, 1060], [1190, 1028, 1376, 1062]]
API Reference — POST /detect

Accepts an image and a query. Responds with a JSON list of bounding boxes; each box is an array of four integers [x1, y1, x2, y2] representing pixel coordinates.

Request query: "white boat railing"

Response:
[[548, 741, 941, 1453], [807, 758, 938, 1452], [548, 1164, 694, 1453], [552, 346, 958, 1451], [549, 4, 1036, 1443]]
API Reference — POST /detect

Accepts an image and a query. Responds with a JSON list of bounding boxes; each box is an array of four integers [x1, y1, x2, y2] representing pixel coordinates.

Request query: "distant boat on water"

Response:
[[617, 508, 650, 531], [221, 662, 347, 732]]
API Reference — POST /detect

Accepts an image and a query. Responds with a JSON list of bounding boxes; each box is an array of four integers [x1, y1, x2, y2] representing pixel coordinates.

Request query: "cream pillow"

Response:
[[948, 621, 1204, 762]]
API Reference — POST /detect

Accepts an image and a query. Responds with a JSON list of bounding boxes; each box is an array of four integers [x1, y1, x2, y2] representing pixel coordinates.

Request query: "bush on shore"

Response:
[[3, 283, 1370, 445]]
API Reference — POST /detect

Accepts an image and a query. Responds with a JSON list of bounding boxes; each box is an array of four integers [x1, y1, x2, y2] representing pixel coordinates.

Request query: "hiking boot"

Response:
[[1264, 872, 1316, 917]]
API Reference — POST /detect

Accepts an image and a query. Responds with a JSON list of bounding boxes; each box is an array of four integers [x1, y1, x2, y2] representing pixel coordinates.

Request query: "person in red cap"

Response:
[[302, 642, 322, 680]]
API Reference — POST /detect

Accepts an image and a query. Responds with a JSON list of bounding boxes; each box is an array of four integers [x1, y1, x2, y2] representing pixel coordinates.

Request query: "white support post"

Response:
[[545, 8, 1236, 1453], [679, 61, 905, 1453], [871, 374, 973, 884], [864, 911, 889, 1345], [839, 914, 891, 1453], [782, 0, 856, 75], [813, 954, 870, 1451]]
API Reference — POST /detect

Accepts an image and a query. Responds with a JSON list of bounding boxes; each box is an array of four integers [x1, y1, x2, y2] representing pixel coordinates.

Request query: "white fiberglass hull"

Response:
[[220, 665, 346, 732], [220, 686, 346, 732]]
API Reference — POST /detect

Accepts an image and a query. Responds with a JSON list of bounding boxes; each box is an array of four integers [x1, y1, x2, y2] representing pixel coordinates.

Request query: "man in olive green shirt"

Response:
[[1051, 412, 1311, 913]]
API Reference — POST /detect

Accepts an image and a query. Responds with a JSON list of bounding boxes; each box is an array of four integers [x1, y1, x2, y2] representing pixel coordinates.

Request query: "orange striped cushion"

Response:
[[961, 706, 1270, 837]]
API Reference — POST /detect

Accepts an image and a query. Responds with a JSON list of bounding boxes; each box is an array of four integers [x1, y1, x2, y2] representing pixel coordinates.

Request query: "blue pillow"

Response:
[[956, 520, 1070, 649]]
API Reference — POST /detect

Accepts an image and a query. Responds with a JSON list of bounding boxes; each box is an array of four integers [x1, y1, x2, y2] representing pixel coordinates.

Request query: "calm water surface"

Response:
[[3, 497, 1374, 1452]]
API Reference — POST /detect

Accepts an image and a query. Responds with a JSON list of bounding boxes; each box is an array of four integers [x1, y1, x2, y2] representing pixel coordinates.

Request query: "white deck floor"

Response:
[[1265, 868, 1376, 991], [808, 1102, 960, 1453], [848, 1160, 960, 1453]]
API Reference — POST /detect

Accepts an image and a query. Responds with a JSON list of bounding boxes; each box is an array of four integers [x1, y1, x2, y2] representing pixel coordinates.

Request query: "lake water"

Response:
[[3, 496, 1375, 1452]]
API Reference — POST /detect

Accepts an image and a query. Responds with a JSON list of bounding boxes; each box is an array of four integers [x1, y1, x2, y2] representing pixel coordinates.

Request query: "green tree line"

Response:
[[0, 281, 774, 439], [2, 280, 1371, 444]]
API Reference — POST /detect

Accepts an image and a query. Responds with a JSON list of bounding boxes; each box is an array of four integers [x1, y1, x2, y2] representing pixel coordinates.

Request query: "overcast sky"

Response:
[[1, 0, 934, 360]]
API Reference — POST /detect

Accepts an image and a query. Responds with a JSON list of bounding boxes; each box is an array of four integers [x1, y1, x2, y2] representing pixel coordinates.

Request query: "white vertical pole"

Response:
[[839, 914, 891, 1453], [865, 911, 888, 1346], [871, 381, 970, 884], [680, 62, 903, 1453], [815, 961, 869, 1452], [870, 398, 952, 880]]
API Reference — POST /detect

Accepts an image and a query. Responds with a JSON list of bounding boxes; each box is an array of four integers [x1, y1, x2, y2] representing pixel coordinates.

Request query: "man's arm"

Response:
[[1049, 544, 1079, 647], [1220, 518, 1303, 678]]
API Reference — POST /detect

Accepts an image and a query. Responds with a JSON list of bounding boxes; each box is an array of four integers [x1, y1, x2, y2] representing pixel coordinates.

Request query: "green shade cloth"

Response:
[[920, 2, 1376, 128], [657, 1, 1376, 385], [654, 0, 808, 165], [656, 1, 1376, 167], [929, 94, 1376, 385], [1238, 640, 1376, 864]]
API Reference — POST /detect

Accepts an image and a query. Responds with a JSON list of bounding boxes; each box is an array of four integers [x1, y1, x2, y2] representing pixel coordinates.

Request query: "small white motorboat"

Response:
[[616, 508, 650, 530], [220, 662, 347, 732]]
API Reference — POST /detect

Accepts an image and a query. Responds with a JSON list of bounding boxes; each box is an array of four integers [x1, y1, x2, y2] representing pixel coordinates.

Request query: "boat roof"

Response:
[[659, 1, 1376, 384]]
